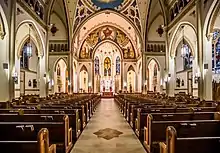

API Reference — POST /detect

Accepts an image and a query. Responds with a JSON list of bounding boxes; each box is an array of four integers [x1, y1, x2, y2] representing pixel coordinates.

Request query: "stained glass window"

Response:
[[95, 56, 99, 75], [116, 56, 120, 75], [183, 44, 193, 70], [212, 29, 220, 73], [20, 42, 30, 69], [104, 57, 111, 76]]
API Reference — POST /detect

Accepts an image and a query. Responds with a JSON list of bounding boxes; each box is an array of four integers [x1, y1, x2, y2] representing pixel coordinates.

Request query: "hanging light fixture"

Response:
[[181, 26, 186, 58], [26, 24, 32, 57]]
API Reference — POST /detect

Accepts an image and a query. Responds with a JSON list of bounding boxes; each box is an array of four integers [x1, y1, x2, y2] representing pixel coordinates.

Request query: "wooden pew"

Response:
[[144, 117, 220, 153], [0, 120, 71, 153], [160, 126, 220, 153], [0, 113, 80, 141], [0, 108, 83, 132], [135, 106, 217, 139], [0, 128, 56, 153]]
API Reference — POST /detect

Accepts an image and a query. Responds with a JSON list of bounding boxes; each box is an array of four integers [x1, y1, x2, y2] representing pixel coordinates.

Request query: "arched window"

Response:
[[183, 44, 193, 70], [95, 56, 99, 75], [116, 56, 120, 75], [213, 29, 220, 73], [20, 42, 30, 69], [104, 57, 111, 76]]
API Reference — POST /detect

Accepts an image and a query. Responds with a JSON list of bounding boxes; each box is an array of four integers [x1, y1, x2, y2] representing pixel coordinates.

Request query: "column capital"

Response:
[[206, 33, 213, 41]]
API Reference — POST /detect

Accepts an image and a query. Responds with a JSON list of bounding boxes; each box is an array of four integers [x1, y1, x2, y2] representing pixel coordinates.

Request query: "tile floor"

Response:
[[70, 98, 147, 153]]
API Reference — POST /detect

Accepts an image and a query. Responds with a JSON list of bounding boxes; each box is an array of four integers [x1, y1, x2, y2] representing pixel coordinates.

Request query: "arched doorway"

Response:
[[147, 59, 160, 92], [127, 66, 136, 93], [54, 59, 67, 93], [79, 66, 88, 93]]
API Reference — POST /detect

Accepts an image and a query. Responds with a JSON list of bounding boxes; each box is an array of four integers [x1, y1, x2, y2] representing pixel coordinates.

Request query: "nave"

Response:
[[71, 98, 146, 153]]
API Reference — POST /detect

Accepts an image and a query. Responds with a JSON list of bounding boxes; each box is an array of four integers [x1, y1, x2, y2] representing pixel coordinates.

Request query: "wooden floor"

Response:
[[71, 98, 146, 153]]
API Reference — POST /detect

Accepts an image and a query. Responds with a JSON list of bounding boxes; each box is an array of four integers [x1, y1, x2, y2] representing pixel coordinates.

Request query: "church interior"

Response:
[[1, 0, 220, 152]]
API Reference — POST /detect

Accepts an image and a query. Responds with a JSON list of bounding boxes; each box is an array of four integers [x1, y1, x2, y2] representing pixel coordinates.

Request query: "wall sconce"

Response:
[[123, 82, 127, 87], [12, 71, 18, 84], [88, 82, 92, 87]]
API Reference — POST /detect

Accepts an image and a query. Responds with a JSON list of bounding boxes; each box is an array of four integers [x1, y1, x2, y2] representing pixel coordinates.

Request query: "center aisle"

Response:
[[71, 98, 147, 153]]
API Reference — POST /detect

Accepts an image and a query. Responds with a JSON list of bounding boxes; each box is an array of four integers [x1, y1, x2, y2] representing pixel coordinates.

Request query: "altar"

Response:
[[101, 79, 114, 98]]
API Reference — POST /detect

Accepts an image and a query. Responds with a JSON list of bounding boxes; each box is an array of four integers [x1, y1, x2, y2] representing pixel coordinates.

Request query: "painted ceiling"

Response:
[[79, 25, 136, 59], [73, 0, 142, 34]]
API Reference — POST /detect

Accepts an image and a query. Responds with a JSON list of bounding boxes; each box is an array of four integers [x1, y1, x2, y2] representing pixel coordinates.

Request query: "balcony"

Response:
[[49, 40, 69, 54]]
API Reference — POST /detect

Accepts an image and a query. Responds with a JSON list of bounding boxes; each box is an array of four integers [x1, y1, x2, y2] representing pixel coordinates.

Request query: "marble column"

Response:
[[9, 0, 16, 101], [196, 0, 204, 100], [142, 55, 146, 93], [168, 58, 175, 96], [203, 35, 213, 100], [69, 52, 73, 94], [39, 56, 47, 97]]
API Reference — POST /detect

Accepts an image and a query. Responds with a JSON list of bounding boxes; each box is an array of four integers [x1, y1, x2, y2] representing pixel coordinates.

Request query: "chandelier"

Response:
[[26, 24, 32, 57], [180, 26, 186, 58]]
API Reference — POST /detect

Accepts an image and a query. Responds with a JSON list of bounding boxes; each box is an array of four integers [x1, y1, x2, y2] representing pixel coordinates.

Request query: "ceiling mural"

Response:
[[79, 26, 135, 59], [90, 0, 124, 9], [73, 0, 141, 34]]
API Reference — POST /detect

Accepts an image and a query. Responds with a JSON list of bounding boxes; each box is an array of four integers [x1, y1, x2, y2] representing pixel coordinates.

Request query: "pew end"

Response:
[[159, 142, 167, 153]]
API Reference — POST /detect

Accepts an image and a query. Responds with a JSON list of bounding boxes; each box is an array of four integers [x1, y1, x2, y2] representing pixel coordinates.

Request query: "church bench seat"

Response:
[[0, 128, 56, 153], [160, 126, 220, 153], [0, 113, 80, 141], [145, 119, 220, 153], [135, 106, 217, 138], [0, 120, 72, 153], [1, 107, 86, 131]]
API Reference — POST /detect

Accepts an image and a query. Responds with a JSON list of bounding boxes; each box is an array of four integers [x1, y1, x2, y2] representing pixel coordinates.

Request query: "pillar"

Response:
[[203, 35, 213, 100], [39, 56, 47, 97], [9, 0, 16, 101], [168, 58, 175, 96], [142, 55, 146, 93], [196, 0, 204, 100]]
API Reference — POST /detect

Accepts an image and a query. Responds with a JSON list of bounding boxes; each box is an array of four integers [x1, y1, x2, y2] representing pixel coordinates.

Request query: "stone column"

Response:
[[196, 0, 204, 100], [168, 58, 175, 96], [203, 35, 213, 100], [68, 53, 73, 94], [39, 55, 47, 97], [142, 54, 146, 93], [9, 0, 16, 101]]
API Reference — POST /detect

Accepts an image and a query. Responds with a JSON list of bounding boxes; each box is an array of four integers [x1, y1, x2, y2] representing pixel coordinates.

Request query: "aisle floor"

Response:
[[70, 98, 147, 153]]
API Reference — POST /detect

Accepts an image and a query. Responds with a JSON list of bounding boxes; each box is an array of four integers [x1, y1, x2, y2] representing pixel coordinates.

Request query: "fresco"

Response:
[[91, 0, 124, 9], [79, 26, 135, 59]]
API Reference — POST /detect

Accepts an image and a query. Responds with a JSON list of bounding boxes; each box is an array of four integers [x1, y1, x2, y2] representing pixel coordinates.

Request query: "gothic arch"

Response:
[[16, 20, 45, 57], [91, 40, 124, 60], [53, 57, 68, 71], [147, 58, 161, 71], [169, 22, 197, 58], [204, 0, 220, 37]]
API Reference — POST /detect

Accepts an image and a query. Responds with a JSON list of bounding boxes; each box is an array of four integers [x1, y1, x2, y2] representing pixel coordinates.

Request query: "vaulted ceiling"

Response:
[[47, 0, 167, 37]]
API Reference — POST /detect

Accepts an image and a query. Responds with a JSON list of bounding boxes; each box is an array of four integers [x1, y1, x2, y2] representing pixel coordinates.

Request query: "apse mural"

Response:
[[79, 26, 135, 59], [91, 0, 124, 9]]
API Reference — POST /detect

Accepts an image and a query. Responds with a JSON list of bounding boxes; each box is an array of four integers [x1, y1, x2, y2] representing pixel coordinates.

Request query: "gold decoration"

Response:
[[86, 30, 99, 47], [116, 30, 129, 47]]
